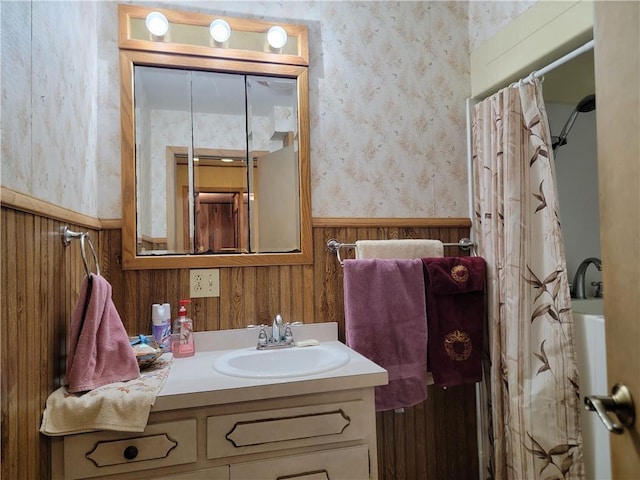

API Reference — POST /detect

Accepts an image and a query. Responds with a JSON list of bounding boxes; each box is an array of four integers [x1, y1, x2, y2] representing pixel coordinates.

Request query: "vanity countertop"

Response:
[[152, 322, 388, 412]]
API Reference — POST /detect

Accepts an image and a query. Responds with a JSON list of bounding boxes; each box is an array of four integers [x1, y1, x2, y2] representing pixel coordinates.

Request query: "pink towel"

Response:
[[343, 259, 429, 412], [65, 274, 139, 393], [421, 257, 486, 387]]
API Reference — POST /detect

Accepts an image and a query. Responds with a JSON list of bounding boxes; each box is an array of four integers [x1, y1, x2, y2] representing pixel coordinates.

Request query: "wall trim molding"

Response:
[[312, 217, 471, 228], [0, 187, 102, 229], [0, 189, 471, 232], [100, 218, 122, 229]]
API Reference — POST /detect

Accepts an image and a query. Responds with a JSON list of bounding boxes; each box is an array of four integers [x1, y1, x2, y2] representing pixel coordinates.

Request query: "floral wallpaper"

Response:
[[2, 1, 535, 220], [2, 1, 99, 215]]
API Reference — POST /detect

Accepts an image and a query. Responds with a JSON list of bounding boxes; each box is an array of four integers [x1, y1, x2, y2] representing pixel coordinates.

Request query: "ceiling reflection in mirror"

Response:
[[134, 66, 300, 256]]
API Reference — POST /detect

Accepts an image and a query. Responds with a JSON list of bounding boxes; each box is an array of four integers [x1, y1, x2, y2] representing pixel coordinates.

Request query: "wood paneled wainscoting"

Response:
[[1, 196, 478, 479], [1, 193, 103, 480], [310, 219, 479, 480]]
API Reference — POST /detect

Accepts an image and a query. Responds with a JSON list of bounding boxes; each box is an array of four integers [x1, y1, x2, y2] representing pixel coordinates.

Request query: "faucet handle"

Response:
[[284, 323, 294, 343], [257, 324, 268, 347], [591, 281, 604, 298]]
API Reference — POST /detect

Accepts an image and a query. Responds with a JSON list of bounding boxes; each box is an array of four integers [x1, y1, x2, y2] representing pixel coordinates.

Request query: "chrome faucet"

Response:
[[571, 257, 602, 299], [255, 314, 295, 350], [254, 314, 303, 350], [272, 314, 284, 342]]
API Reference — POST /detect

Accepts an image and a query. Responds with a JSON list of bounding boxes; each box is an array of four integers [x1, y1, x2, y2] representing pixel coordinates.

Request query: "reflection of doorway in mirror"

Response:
[[175, 149, 256, 254], [194, 193, 248, 253]]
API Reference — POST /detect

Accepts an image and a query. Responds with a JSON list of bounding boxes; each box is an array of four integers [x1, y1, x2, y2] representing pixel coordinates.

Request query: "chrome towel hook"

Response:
[[61, 226, 101, 276]]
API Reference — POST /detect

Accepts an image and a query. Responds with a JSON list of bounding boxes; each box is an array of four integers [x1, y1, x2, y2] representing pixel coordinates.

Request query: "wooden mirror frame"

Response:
[[118, 4, 311, 269]]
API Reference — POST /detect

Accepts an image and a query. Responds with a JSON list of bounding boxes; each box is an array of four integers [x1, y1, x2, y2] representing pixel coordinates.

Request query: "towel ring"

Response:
[[61, 226, 101, 276]]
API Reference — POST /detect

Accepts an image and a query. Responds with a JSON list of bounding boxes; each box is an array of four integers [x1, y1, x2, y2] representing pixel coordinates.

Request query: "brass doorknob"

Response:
[[584, 383, 635, 434]]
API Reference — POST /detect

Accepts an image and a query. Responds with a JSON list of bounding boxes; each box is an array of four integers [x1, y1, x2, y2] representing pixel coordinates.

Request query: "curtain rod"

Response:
[[523, 39, 594, 84]]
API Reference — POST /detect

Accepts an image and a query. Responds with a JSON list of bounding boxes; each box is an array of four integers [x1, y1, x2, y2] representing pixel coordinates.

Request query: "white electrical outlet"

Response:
[[189, 269, 220, 298]]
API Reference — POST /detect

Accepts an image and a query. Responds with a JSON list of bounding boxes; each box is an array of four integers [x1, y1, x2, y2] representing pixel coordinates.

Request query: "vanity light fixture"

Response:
[[145, 12, 169, 37], [210, 19, 231, 43], [267, 26, 288, 49]]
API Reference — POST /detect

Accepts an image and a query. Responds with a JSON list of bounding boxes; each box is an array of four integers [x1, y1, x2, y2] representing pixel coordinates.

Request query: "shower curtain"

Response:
[[471, 79, 584, 479]]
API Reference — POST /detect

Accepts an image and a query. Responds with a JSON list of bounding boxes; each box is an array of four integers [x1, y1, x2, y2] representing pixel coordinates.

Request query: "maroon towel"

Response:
[[65, 274, 140, 393], [343, 259, 429, 411], [421, 257, 486, 387]]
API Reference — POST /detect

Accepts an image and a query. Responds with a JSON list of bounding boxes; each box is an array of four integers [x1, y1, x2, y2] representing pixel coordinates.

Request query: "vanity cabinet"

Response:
[[229, 445, 370, 479], [52, 388, 378, 480]]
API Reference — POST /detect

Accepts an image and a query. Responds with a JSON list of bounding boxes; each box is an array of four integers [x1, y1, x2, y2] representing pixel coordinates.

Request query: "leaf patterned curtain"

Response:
[[472, 79, 585, 480]]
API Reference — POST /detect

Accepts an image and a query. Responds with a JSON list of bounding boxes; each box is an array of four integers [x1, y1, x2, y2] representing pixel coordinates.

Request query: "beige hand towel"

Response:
[[40, 354, 172, 436], [355, 239, 444, 259]]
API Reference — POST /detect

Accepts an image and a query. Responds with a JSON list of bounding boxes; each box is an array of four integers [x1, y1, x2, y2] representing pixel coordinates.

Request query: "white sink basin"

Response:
[[213, 343, 350, 378], [572, 298, 604, 315]]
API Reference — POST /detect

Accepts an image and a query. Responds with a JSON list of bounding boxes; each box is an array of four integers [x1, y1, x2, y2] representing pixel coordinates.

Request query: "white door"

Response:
[[254, 145, 300, 252], [593, 2, 640, 477]]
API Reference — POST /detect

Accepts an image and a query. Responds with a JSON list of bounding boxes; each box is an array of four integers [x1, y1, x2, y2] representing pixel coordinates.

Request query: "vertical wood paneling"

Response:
[[231, 267, 247, 328], [414, 401, 428, 479], [302, 265, 314, 323], [267, 267, 280, 321], [1, 209, 90, 480], [39, 217, 52, 475], [312, 224, 478, 479], [25, 213, 37, 478], [279, 265, 292, 322], [15, 211, 27, 477], [2, 210, 477, 480], [240, 267, 256, 328], [2, 209, 18, 477]]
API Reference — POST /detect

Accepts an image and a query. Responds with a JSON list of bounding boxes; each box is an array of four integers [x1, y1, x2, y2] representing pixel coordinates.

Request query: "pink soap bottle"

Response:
[[172, 300, 195, 358]]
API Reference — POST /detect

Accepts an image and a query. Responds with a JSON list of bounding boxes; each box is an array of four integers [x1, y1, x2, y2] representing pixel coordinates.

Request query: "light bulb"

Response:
[[267, 26, 287, 49], [210, 19, 231, 43], [145, 12, 169, 37]]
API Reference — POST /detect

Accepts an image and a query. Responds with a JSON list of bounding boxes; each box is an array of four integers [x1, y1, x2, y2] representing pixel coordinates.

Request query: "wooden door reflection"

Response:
[[193, 192, 248, 254]]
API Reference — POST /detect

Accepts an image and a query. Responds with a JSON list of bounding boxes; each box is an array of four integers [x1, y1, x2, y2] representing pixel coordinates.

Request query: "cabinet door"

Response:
[[156, 466, 229, 480], [229, 445, 370, 480]]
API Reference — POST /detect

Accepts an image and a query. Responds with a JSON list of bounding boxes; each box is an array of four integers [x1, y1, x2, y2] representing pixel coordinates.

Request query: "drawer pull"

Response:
[[123, 445, 138, 460]]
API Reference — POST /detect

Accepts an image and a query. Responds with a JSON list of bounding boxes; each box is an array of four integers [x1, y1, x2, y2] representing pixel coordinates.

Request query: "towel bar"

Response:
[[327, 237, 476, 265], [61, 226, 101, 276]]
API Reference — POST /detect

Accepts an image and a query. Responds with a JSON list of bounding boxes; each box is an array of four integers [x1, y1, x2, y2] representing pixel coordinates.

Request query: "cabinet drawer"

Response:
[[155, 466, 229, 480], [207, 400, 370, 459], [229, 444, 370, 480], [63, 419, 197, 479]]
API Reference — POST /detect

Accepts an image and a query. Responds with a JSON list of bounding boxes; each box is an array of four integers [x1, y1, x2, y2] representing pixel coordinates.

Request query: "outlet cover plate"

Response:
[[189, 269, 220, 298]]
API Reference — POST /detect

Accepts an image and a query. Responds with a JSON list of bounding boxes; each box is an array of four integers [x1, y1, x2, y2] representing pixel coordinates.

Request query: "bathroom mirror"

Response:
[[119, 4, 311, 269]]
